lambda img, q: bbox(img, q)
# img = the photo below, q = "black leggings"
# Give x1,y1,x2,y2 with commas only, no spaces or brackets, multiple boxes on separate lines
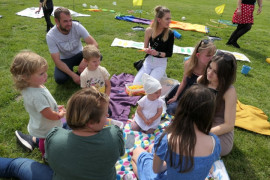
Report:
228,23,252,43
43,8,54,31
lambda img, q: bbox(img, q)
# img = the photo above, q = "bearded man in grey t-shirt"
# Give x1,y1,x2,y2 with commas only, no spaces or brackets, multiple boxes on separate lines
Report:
46,7,98,84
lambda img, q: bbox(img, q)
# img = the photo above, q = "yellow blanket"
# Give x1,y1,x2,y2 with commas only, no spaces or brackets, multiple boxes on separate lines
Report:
169,20,209,33
236,100,270,135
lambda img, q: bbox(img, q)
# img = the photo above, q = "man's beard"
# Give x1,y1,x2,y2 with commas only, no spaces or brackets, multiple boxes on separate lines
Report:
59,24,70,33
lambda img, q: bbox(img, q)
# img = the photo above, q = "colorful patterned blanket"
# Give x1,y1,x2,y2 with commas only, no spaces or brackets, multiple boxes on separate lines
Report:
115,117,230,180
116,120,170,180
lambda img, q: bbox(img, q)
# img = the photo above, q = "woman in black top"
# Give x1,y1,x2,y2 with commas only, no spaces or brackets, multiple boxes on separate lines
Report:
36,0,54,32
133,6,174,83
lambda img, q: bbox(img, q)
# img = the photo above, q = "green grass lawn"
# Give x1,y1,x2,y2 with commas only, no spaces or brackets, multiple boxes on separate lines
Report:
0,0,269,179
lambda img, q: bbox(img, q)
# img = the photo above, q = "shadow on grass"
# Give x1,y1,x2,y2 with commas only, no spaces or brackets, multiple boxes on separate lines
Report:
240,48,266,62
53,79,81,103
239,73,253,78
223,145,258,180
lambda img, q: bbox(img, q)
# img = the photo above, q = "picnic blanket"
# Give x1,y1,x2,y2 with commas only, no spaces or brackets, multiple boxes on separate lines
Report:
109,73,141,124
115,120,169,180
16,6,90,18
116,120,230,180
115,15,151,25
115,15,208,33
236,100,270,135
162,100,270,136
111,38,251,62
169,20,209,33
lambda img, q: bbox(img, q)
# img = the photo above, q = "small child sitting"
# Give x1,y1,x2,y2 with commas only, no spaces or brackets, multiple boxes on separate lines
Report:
131,74,164,134
80,44,111,96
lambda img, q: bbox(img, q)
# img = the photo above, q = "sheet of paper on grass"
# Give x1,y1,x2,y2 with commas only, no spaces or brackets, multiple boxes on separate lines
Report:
111,38,250,62
16,6,90,18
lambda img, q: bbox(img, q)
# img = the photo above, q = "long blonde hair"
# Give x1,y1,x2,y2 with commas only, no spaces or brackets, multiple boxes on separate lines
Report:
186,40,216,77
150,6,171,42
42,0,48,8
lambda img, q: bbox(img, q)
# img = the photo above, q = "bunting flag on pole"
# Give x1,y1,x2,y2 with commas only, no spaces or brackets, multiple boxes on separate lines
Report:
215,4,226,15
133,0,143,6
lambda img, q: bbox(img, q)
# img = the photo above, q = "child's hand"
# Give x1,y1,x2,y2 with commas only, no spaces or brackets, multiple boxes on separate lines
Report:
144,119,151,126
148,118,155,125
58,105,66,112
35,10,40,14
58,109,66,118
58,105,66,118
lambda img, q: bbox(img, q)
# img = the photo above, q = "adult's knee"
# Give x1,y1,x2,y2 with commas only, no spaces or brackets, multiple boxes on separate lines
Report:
54,74,69,84
131,121,141,131
54,75,69,84
166,102,178,115
132,147,146,162
54,68,70,84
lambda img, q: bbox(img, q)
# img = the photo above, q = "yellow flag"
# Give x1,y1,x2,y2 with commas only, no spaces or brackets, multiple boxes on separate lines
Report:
215,4,226,15
133,0,143,6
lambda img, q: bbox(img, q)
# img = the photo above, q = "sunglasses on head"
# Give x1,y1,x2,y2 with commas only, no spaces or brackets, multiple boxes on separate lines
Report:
197,39,210,52
215,50,234,62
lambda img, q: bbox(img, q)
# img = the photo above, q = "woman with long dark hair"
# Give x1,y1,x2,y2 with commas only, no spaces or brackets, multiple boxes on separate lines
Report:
198,51,237,156
131,85,220,179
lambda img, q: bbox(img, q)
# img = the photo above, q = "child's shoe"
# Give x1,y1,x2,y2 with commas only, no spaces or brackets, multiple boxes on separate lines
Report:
15,130,37,152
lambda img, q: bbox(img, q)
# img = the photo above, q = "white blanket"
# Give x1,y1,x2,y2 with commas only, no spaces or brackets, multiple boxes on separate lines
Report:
111,38,251,62
16,6,90,18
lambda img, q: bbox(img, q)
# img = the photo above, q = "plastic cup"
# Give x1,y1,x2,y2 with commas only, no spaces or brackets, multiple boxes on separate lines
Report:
241,65,251,75
173,30,181,39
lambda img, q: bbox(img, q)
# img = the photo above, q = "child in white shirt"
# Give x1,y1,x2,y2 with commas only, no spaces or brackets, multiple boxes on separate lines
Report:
131,74,164,134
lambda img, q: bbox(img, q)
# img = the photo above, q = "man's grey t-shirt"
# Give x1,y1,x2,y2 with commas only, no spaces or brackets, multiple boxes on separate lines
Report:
46,21,90,59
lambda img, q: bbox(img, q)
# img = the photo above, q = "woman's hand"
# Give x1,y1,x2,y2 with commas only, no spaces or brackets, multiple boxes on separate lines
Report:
236,9,241,16
257,6,262,15
144,48,158,56
167,96,177,104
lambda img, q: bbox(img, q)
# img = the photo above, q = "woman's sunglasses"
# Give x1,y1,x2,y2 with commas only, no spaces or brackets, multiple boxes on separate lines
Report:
215,50,235,62
197,39,210,52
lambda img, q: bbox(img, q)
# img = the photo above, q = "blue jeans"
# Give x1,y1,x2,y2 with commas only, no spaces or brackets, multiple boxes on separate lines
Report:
54,52,83,84
0,157,53,180
54,52,103,84
166,101,178,115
